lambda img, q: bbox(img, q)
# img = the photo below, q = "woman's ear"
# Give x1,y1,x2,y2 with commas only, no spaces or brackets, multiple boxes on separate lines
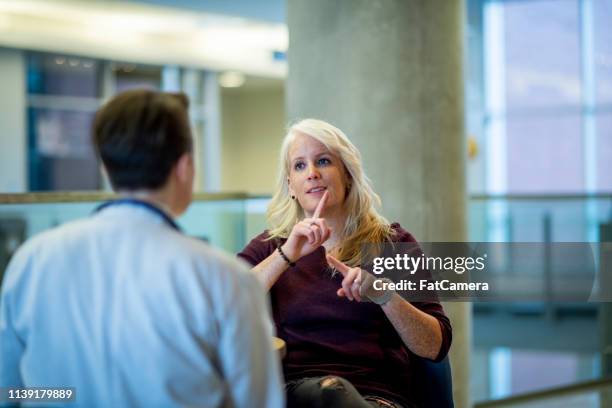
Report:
345,171,353,189
344,173,353,197
287,178,296,200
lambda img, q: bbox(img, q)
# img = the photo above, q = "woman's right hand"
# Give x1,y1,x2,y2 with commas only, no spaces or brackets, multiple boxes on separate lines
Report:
281,191,331,262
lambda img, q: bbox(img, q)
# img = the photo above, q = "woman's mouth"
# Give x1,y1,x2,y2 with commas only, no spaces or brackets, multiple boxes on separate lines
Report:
307,186,327,194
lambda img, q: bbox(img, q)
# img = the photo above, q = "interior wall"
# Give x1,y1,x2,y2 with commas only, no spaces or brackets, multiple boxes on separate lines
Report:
221,83,286,194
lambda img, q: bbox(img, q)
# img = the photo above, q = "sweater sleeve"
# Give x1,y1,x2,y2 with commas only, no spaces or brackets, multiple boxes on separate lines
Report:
391,223,453,362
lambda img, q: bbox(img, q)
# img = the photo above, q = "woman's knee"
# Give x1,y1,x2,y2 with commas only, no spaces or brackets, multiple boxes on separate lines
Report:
287,376,366,408
319,376,349,390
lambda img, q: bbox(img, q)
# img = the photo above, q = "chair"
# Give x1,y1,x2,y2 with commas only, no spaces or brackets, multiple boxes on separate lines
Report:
412,355,454,407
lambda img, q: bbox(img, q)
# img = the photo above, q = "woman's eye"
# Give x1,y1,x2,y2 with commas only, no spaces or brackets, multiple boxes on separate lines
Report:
317,158,331,166
294,161,306,171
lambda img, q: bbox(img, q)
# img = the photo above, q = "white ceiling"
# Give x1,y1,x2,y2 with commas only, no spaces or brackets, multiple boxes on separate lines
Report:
0,0,288,78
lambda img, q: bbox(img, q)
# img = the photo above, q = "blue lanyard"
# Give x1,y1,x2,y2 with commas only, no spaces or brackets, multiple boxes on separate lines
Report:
94,199,181,232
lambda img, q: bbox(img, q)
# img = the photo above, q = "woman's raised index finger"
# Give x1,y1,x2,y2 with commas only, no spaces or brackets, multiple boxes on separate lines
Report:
312,190,329,219
326,254,350,275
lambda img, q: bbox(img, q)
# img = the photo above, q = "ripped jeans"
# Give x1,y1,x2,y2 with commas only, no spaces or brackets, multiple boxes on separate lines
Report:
286,376,406,408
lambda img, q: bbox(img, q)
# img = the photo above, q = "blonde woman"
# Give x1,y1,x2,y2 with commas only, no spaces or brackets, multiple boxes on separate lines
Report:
238,119,451,408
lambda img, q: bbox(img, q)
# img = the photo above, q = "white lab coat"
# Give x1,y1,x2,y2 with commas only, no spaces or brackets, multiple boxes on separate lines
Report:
0,203,284,408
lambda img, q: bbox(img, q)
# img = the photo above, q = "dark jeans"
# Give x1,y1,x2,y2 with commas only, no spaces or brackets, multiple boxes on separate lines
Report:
286,376,405,408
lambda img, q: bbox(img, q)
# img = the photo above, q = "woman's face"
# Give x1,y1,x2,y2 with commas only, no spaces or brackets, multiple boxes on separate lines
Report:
287,133,349,218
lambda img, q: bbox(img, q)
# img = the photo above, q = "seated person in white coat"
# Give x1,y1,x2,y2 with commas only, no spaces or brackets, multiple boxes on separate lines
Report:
0,89,284,408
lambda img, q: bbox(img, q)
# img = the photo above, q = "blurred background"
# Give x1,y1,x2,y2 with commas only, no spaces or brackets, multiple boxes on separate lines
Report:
1,0,611,407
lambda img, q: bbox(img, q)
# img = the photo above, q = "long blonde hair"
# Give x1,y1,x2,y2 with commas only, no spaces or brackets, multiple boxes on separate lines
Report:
267,119,393,266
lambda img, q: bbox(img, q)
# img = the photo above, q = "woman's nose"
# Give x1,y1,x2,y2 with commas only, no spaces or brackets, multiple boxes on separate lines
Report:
307,163,320,180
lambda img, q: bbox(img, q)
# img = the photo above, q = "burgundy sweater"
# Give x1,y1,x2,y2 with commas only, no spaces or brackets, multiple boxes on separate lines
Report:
238,223,452,407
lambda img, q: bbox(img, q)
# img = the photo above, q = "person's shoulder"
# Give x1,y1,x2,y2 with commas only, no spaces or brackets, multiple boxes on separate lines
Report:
177,235,265,294
172,233,227,259
389,222,418,243
236,229,280,267
3,218,96,282
178,235,253,275
244,229,281,251
251,229,274,242
16,217,94,255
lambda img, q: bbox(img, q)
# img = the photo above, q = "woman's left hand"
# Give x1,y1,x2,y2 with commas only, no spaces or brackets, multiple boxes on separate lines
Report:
326,254,366,302
329,255,443,359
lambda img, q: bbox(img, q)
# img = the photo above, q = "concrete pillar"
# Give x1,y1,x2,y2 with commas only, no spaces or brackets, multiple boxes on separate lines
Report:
287,1,470,407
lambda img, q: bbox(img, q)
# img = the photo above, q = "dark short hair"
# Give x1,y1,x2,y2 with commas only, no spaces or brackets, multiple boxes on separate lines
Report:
92,89,193,190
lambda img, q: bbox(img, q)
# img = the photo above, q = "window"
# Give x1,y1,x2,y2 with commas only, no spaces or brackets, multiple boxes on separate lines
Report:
26,53,103,190
25,53,165,191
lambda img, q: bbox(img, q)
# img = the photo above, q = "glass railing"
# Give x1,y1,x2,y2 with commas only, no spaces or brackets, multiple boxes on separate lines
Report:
3,192,611,275
469,194,612,404
468,195,612,310
469,193,612,242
